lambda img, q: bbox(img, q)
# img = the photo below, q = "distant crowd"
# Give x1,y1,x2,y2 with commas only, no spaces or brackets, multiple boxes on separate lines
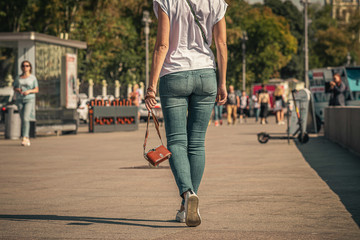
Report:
212,84,286,126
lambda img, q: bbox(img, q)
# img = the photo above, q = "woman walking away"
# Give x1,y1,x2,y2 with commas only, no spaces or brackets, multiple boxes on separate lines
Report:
258,84,269,125
129,84,141,119
239,91,249,124
214,102,223,126
252,92,260,122
13,60,39,146
226,85,239,125
146,0,228,227
273,85,285,125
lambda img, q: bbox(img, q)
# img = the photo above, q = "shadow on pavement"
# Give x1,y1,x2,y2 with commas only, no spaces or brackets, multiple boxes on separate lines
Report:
295,136,360,227
0,214,184,228
119,165,170,169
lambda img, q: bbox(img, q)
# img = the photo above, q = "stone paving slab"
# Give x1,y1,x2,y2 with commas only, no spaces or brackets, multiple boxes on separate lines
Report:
0,120,359,239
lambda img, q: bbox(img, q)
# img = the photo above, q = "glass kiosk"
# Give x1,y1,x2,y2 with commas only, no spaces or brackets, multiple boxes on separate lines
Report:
0,32,87,136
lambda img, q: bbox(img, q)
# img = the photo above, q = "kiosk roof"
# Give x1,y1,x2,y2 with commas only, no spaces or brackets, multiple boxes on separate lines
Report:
0,32,87,49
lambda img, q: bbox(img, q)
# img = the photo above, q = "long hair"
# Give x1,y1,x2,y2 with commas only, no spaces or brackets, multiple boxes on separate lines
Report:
20,60,32,76
274,85,283,96
333,73,341,82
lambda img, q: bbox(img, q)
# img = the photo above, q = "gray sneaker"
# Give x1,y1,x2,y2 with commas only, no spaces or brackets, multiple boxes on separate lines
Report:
184,190,201,227
175,210,185,223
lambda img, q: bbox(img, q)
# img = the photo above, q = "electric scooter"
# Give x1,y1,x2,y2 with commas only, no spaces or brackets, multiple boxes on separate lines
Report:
257,89,309,144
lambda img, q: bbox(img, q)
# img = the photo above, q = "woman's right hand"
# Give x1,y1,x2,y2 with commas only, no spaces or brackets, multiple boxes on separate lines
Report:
145,91,157,112
216,85,227,105
14,88,22,94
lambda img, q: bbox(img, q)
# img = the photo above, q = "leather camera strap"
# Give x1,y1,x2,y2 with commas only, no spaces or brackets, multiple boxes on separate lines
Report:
143,110,164,156
185,0,209,45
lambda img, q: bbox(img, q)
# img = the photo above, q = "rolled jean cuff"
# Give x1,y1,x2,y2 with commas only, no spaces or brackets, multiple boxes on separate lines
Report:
180,188,192,199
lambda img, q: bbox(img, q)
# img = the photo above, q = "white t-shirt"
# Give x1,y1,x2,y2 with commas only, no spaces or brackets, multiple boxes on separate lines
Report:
153,0,228,77
252,95,260,108
240,96,248,109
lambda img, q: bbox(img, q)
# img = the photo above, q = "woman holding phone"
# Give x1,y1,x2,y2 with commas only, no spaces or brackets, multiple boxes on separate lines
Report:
13,60,39,146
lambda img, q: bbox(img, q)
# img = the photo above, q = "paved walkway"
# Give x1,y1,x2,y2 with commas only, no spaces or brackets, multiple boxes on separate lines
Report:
0,119,359,239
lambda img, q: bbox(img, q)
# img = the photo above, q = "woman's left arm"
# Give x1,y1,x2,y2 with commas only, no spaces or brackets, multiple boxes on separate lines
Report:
145,8,170,111
334,82,346,93
23,77,39,96
22,87,39,96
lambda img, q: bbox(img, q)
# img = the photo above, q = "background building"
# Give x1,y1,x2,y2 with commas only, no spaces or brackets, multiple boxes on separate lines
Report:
325,0,360,23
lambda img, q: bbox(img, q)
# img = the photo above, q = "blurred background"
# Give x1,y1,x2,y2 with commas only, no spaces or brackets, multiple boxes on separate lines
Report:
0,0,358,91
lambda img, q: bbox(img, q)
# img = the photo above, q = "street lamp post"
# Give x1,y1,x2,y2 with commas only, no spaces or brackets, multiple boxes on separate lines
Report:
302,0,310,89
347,52,351,66
142,11,152,91
241,31,248,91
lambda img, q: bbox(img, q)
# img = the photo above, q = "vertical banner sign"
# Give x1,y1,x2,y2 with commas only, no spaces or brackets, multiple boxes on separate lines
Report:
65,54,78,109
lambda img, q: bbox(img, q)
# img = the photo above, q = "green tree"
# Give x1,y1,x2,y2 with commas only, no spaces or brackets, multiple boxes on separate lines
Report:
0,0,30,32
226,1,297,87
70,0,153,86
2,0,310,91
313,27,351,67
246,7,297,82
225,0,251,89
346,11,360,64
0,0,153,88
0,0,81,34
264,0,304,80
308,4,358,68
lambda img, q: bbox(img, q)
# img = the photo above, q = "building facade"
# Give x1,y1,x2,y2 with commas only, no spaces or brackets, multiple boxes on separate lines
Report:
325,0,360,23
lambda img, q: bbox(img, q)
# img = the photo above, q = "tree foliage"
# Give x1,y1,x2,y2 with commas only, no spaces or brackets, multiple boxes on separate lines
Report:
264,0,304,80
226,0,297,88
0,0,359,90
309,4,359,68
0,0,153,87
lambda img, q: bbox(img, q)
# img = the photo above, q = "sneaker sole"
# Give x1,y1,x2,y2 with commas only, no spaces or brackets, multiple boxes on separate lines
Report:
175,216,185,223
186,195,201,227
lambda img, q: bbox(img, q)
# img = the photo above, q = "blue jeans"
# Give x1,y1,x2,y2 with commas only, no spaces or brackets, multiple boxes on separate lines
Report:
254,107,260,122
16,99,35,138
159,69,217,199
214,104,223,121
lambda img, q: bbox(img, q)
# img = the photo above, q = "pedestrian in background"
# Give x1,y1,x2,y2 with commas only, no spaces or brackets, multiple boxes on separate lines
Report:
136,83,144,104
214,102,223,126
145,0,228,227
227,85,239,125
239,90,249,123
273,85,285,125
129,83,141,119
129,84,140,107
13,60,39,146
329,73,346,106
258,84,269,125
252,92,260,122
